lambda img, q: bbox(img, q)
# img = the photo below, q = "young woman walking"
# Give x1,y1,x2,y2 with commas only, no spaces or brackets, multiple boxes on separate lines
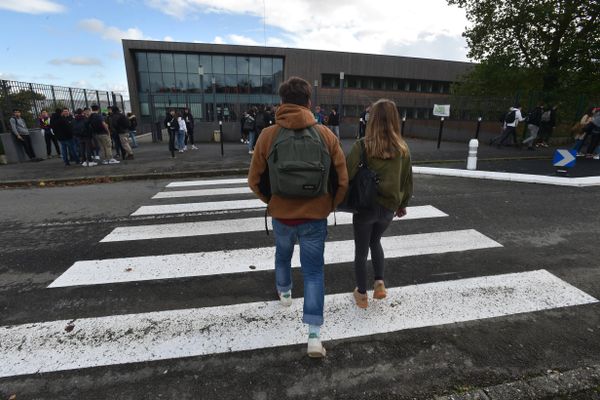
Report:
345,99,413,308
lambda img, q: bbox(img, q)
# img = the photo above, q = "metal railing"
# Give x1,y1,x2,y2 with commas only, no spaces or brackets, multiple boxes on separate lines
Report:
0,80,125,133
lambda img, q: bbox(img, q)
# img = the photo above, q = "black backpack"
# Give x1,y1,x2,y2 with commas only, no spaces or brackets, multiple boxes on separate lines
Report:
504,110,517,124
337,140,379,213
129,117,137,130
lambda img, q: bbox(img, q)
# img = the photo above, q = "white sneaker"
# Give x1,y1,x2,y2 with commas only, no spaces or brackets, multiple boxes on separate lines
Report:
108,158,120,164
179,149,184,153
307,337,326,358
240,138,244,143
87,161,97,167
278,291,292,307
594,154,600,160
101,160,109,165
191,145,198,150
94,155,100,160
248,150,254,155
183,146,188,151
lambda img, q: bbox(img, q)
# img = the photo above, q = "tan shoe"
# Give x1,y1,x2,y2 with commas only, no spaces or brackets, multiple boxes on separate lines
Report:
373,280,387,299
353,288,368,309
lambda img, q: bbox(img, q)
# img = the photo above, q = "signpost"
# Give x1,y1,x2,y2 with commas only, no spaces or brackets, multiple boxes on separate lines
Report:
553,149,576,176
433,104,450,149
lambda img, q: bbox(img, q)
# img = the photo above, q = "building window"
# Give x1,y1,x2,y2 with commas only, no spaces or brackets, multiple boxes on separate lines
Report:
136,52,148,72
161,53,174,73
174,54,187,73
237,56,249,75
249,57,261,75
261,58,273,75
225,56,237,74
212,55,225,74
147,53,161,72
199,55,212,73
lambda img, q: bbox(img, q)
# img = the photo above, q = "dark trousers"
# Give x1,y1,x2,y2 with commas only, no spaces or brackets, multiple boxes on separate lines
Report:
17,134,37,160
111,132,124,158
78,137,94,162
59,139,80,165
492,126,517,146
587,134,600,154
43,129,60,156
185,127,194,145
168,129,176,155
352,203,394,293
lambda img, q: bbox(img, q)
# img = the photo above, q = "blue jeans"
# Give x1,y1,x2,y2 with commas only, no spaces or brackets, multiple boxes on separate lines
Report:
248,130,256,151
272,218,327,326
177,130,185,149
59,139,80,165
129,130,138,148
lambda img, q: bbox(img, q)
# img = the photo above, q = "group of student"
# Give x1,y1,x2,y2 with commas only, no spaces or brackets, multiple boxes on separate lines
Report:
490,103,558,150
248,77,413,358
9,105,138,166
572,107,600,159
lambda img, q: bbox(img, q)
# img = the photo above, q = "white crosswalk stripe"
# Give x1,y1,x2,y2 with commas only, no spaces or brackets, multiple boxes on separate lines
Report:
102,205,448,242
2,177,596,379
131,198,265,216
4,270,597,378
50,229,500,288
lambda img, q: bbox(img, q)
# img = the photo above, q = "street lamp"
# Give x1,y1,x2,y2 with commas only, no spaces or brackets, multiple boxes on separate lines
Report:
198,66,205,121
211,77,216,122
313,80,318,110
338,72,344,120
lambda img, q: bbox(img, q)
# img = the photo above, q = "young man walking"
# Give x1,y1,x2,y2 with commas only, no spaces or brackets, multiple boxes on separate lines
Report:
248,77,348,358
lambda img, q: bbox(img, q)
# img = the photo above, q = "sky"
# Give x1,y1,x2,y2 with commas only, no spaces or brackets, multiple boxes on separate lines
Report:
0,0,470,100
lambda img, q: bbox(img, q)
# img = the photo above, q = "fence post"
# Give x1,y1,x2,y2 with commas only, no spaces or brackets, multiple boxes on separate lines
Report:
96,90,100,106
50,85,57,109
0,80,9,133
68,87,75,112
437,117,445,149
475,117,482,139
29,83,39,117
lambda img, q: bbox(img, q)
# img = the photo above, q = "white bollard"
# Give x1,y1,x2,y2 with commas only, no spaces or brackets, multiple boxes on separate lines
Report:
467,138,479,170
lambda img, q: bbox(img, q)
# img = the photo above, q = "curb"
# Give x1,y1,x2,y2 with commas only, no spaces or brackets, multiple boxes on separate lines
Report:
0,156,553,189
434,365,600,400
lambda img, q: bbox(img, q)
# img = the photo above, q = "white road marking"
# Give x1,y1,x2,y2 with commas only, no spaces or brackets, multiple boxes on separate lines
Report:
166,178,248,188
413,166,600,187
103,205,448,242
152,187,252,199
131,199,266,216
51,229,500,288
7,270,597,378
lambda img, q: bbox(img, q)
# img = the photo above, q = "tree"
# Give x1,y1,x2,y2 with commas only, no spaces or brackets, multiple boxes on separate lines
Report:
448,0,600,97
0,87,47,131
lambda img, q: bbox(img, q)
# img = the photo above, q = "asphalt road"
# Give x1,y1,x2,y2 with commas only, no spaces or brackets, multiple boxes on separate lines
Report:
0,175,599,399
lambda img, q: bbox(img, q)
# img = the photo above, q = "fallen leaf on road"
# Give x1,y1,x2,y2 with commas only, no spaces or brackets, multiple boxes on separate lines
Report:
125,268,133,272
65,323,75,333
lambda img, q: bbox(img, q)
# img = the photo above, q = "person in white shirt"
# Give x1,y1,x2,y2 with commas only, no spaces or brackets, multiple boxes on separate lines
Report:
490,105,524,148
177,113,187,152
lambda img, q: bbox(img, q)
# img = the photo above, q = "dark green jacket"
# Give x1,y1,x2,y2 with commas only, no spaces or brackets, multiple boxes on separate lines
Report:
345,139,413,211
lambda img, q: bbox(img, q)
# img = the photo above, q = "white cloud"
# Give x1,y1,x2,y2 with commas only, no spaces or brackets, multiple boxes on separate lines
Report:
70,80,90,88
78,19,148,42
228,34,259,46
213,36,226,44
0,72,19,80
163,36,174,41
0,0,64,14
49,57,103,66
145,0,469,61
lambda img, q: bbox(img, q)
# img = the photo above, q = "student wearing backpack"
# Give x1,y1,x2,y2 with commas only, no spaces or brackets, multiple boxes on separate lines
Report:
490,105,524,147
345,99,413,309
109,106,134,160
127,112,138,148
248,77,348,358
242,107,257,154
89,104,118,164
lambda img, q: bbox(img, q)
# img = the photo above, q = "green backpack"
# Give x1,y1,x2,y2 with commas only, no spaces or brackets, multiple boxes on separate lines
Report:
267,125,331,198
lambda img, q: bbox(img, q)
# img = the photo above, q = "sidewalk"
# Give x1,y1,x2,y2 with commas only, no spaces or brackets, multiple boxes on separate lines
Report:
0,134,578,187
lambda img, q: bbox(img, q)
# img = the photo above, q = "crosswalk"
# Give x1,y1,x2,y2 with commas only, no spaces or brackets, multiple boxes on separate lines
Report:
1,177,597,379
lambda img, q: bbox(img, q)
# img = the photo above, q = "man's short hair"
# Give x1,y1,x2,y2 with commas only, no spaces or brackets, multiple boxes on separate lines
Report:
278,77,311,107
12,108,20,113
91,105,100,111
111,106,120,113
75,108,83,115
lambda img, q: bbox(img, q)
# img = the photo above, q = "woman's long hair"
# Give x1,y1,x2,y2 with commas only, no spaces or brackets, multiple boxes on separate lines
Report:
364,99,409,159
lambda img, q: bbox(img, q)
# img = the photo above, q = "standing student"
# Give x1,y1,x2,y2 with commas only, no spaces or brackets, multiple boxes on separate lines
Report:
127,112,138,148
328,107,340,139
9,109,40,161
177,112,187,152
182,107,197,149
345,99,413,309
52,108,80,166
248,77,348,358
39,109,60,158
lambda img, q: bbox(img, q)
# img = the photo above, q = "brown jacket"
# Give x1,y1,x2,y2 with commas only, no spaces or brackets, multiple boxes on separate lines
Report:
248,103,348,219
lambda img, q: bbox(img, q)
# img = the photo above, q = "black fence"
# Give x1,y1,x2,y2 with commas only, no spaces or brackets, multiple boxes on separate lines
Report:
0,80,125,133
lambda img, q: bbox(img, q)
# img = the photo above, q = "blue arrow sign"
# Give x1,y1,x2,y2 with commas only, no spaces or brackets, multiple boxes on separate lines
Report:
553,149,577,168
